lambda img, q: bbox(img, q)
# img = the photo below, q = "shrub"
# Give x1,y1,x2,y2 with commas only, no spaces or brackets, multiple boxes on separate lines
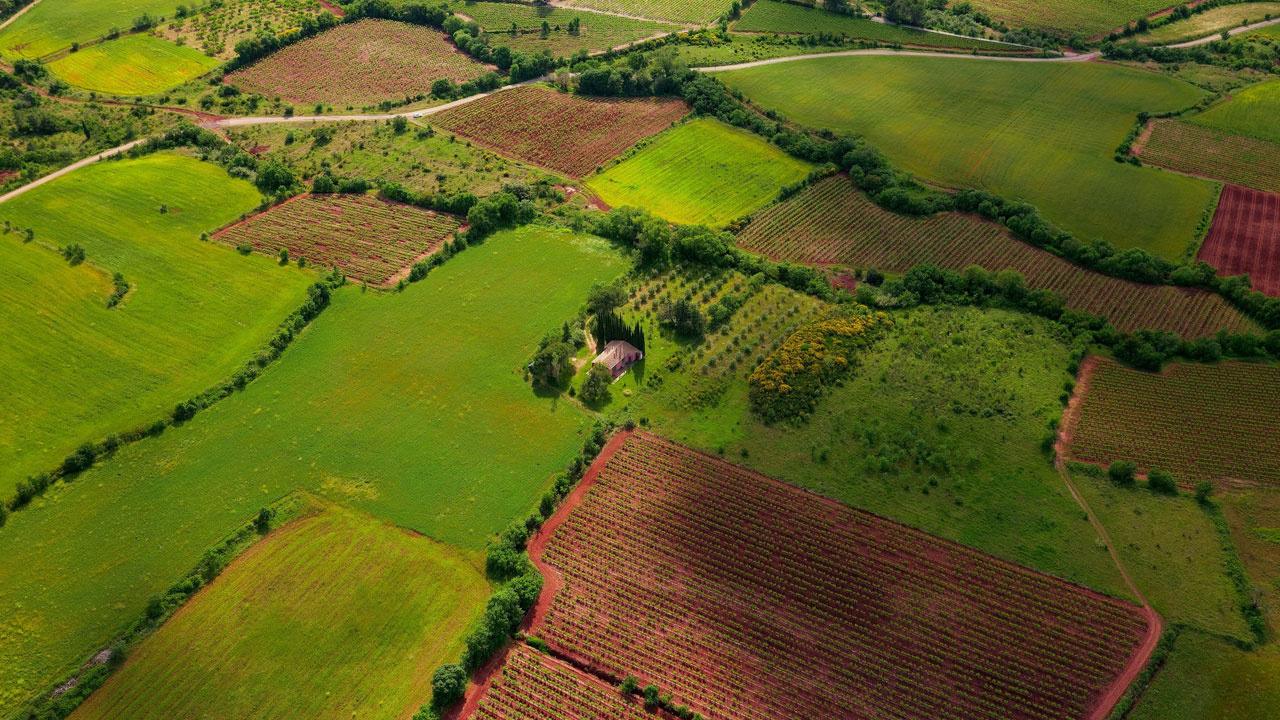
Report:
1108,461,1137,487
1194,481,1214,505
1147,469,1178,495
431,663,467,708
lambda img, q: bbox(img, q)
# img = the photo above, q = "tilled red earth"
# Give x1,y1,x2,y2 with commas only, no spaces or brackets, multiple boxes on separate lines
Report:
1199,184,1280,297
527,431,1151,720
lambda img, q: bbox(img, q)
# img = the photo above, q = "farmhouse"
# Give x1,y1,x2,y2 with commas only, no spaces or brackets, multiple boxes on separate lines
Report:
594,340,643,378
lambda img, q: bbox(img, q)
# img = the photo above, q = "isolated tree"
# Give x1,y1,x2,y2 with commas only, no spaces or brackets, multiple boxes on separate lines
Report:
1108,461,1137,488
431,664,467,708
619,675,639,695
529,332,574,385
254,507,274,534
1194,481,1214,505
278,247,289,265
392,115,408,134
1147,469,1177,495
580,362,613,404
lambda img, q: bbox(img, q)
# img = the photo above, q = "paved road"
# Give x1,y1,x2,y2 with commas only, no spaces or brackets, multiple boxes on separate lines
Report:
1169,15,1280,46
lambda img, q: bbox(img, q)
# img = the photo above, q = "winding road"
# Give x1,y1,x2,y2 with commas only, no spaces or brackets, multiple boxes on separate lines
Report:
1170,15,1280,46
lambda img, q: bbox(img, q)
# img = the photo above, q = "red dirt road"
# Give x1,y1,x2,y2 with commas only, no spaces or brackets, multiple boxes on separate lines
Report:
1199,184,1280,297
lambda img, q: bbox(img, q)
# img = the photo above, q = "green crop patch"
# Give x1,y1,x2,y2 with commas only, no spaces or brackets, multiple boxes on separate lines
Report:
1129,631,1280,719
0,0,184,60
0,225,623,714
734,0,1024,51
1191,79,1280,145
715,55,1215,258
963,0,1171,37
447,1,680,55
1140,120,1280,193
554,0,731,24
48,34,218,95
585,118,811,226
68,502,488,720
0,153,310,497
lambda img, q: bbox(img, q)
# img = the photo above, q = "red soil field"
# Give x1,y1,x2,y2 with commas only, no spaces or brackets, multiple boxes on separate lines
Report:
463,644,659,720
528,431,1152,720
214,193,459,285
1064,356,1280,487
1199,184,1280,297
225,19,490,106
430,85,689,178
736,175,1257,338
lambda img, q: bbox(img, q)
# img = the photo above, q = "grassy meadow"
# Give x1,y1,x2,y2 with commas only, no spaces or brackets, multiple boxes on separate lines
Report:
715,55,1215,258
621,303,1130,598
734,1,1019,51
48,34,218,95
68,502,488,720
1138,3,1280,45
448,1,680,54
1072,468,1251,641
0,153,310,496
0,224,622,714
585,118,811,226
963,0,1171,36
1190,79,1280,144
556,0,730,24
0,0,183,59
1130,631,1280,719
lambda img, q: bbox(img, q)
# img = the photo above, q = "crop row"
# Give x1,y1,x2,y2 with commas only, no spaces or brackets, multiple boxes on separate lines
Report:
535,432,1149,720
736,175,1256,337
1198,184,1280,297
431,85,688,178
215,193,459,284
469,644,652,719
226,19,489,106
1069,357,1280,486
1140,120,1280,195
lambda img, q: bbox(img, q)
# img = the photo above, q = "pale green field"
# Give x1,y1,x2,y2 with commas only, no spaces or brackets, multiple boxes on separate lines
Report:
1139,3,1280,45
716,55,1215,258
586,118,811,226
69,502,488,720
0,153,309,497
0,0,184,59
1191,78,1280,144
49,34,218,95
0,224,623,715
1130,631,1280,719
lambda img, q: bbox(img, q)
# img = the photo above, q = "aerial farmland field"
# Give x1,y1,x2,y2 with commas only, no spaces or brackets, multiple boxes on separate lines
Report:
47,34,219,95
431,85,689,178
5,1,1280,718
0,153,310,497
716,55,1215,258
68,502,488,720
1065,357,1280,487
585,117,811,225
737,175,1257,337
226,19,490,106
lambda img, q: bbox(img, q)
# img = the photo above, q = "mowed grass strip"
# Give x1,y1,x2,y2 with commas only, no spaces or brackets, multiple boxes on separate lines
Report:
0,0,183,59
48,34,219,95
736,175,1257,337
585,117,811,226
963,0,1171,36
447,1,680,55
226,19,490,106
1068,357,1280,487
430,85,689,178
715,55,1214,258
1141,120,1280,194
0,153,310,496
69,502,488,720
734,0,1023,51
0,225,623,715
214,193,461,285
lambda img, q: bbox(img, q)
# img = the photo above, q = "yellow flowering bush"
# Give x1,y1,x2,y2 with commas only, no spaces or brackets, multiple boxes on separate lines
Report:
748,306,891,422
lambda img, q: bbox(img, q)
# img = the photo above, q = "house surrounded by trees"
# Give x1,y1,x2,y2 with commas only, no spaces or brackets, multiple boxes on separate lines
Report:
593,340,643,378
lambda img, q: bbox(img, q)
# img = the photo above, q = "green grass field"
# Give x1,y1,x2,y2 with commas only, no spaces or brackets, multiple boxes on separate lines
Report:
48,34,218,95
1129,631,1280,719
68,502,488,720
1139,3,1280,45
0,224,622,715
556,0,729,24
0,153,310,497
0,0,184,59
1220,488,1280,630
733,1,1021,51
585,118,811,226
623,303,1130,598
716,55,1215,258
964,0,1171,36
1072,468,1251,640
448,1,680,54
1190,79,1280,144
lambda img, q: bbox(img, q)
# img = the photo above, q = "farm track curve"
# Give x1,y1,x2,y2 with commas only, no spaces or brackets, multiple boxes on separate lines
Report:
1170,15,1280,47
